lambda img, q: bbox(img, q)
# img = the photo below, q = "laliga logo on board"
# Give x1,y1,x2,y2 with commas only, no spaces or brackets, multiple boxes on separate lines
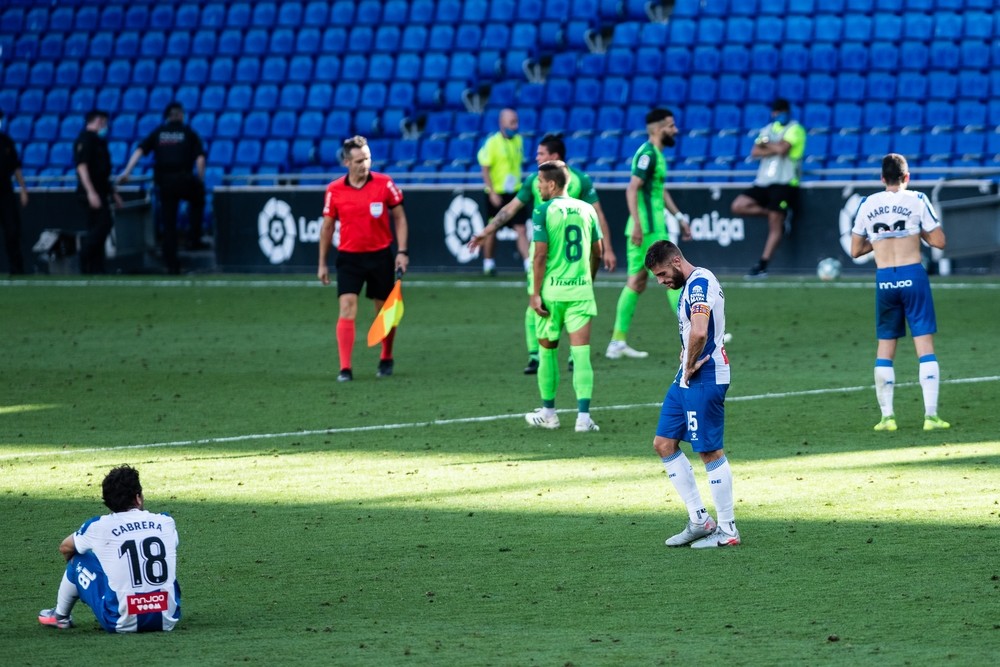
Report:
257,198,325,265
688,211,744,247
443,195,486,264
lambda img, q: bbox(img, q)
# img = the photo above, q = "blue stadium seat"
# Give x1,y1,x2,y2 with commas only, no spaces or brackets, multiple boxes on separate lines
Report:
191,30,216,56
510,24,537,50
751,44,779,73
271,28,294,54
954,130,985,157
62,33,88,59
924,129,954,156
23,142,48,170
225,84,252,111
250,1,276,27
94,88,121,114
777,73,805,103
833,102,862,129
208,140,235,168
869,43,899,72
959,71,988,100
567,107,596,134
29,62,54,88
718,74,748,103
608,48,636,76
688,75,718,104
245,29,269,54
333,83,360,109
574,79,601,107
930,42,959,70
140,31,165,58
214,112,242,139
270,111,296,138
218,29,242,56
136,112,160,137
692,46,720,74
109,113,135,141
294,28,319,53
725,17,754,46
682,104,712,132
668,19,695,46
660,75,688,103
785,15,812,42
862,101,892,131
709,133,739,160
374,26,401,53
960,41,989,70
891,130,921,158
149,86,174,113
664,47,692,75
449,53,476,81
678,133,708,161
243,112,270,138
840,43,868,72
927,71,957,100
956,100,986,128
747,74,775,102
263,139,290,166
806,73,836,102
33,114,58,141
164,31,191,58
629,76,657,105
75,6,99,31
357,83,385,108
199,85,224,112
17,89,43,115
836,73,865,102
803,102,832,130
122,88,148,113
318,110,347,138
814,15,843,42
829,130,860,159
859,130,891,159
538,107,567,133
191,111,215,140
630,47,660,75
697,18,725,45
158,59,182,86
756,15,784,44
897,43,929,72
722,45,750,73
234,57,260,83
180,58,207,85
925,100,954,128
54,61,79,87
844,15,872,42
172,85,198,112
39,34,63,60
400,25,428,52
934,12,961,40
68,88,95,115
129,59,155,86
261,57,287,83
303,1,329,24
7,117,32,144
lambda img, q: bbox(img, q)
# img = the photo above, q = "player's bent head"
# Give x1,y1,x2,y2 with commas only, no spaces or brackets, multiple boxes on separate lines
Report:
538,160,569,191
771,98,791,113
103,465,143,512
163,102,184,122
538,133,566,161
882,153,909,186
85,109,110,125
645,107,673,127
644,240,682,271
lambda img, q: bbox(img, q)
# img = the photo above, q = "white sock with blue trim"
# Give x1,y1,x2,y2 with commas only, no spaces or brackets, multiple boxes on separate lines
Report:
919,354,940,417
55,571,79,617
661,450,709,524
706,455,736,534
874,359,895,418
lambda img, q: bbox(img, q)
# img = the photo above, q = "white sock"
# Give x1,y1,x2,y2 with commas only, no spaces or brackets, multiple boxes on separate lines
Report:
55,571,79,617
540,407,556,419
919,355,940,417
483,258,496,271
706,455,736,531
662,450,709,524
523,257,531,272
874,360,895,417
576,411,590,423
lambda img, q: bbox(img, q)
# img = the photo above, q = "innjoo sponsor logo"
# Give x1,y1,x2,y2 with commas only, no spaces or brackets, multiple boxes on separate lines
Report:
127,591,168,614
257,198,324,264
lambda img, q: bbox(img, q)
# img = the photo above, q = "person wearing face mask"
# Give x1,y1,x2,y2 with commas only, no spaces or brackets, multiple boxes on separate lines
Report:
0,109,29,275
606,108,692,361
731,98,807,279
476,108,527,276
74,109,122,274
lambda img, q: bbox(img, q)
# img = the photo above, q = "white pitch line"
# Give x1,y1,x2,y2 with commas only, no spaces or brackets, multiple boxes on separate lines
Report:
3,376,997,461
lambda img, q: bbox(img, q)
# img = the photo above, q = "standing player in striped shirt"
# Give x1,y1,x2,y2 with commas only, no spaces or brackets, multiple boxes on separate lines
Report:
607,108,692,361
318,136,409,382
38,465,182,632
644,240,739,548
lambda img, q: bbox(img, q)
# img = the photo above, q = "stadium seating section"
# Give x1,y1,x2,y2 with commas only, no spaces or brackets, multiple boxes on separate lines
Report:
2,0,999,191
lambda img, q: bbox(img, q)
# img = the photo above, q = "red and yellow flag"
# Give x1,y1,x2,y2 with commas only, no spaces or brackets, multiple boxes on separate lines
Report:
367,279,404,346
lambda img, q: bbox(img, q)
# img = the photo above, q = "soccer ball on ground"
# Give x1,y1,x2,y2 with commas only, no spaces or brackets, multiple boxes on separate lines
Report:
816,257,842,281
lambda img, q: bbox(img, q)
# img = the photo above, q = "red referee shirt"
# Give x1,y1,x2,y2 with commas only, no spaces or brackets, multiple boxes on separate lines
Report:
322,172,403,253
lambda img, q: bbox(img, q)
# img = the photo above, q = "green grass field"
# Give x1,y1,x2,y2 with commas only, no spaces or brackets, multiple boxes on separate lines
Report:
1,274,998,666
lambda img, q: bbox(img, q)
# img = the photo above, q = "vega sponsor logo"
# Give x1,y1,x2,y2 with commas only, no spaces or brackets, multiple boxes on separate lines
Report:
689,211,745,247
257,198,325,265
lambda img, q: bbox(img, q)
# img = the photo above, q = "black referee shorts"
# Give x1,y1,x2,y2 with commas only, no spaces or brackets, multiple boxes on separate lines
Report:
336,247,394,300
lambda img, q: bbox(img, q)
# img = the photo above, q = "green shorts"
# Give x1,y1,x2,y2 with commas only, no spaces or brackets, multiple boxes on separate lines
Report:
535,299,597,342
626,233,670,276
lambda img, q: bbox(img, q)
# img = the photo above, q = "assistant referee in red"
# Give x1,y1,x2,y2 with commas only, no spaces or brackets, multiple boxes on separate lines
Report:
318,136,409,382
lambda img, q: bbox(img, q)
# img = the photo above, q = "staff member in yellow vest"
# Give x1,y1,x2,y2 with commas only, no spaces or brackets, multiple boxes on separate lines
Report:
477,108,527,276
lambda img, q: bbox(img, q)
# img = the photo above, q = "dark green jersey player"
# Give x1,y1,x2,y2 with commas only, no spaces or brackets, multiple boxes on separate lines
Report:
469,134,617,375
526,161,602,433
607,108,692,361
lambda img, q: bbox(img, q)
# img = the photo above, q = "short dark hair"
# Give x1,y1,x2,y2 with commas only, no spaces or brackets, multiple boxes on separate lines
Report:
771,98,791,112
340,135,368,162
644,239,682,271
645,108,673,125
85,109,109,124
882,153,908,186
102,465,143,512
538,133,566,160
164,102,184,119
538,160,568,190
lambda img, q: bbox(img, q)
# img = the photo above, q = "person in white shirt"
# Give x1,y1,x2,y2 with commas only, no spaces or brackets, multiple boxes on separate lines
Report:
38,465,181,633
850,153,950,432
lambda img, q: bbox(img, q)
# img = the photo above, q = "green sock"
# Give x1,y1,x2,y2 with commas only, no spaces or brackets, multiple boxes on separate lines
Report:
667,287,681,314
570,345,593,412
537,346,559,405
525,306,539,359
612,286,640,341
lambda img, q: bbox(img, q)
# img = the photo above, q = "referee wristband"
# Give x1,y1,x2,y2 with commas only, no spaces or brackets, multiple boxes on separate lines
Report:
396,250,408,255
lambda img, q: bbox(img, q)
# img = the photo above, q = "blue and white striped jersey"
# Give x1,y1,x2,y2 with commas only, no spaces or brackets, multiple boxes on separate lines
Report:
74,509,181,632
675,267,730,386
851,189,940,243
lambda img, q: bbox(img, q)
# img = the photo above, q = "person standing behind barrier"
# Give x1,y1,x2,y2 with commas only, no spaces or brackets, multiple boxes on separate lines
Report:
850,153,950,433
731,98,806,279
318,136,409,382
119,102,206,275
0,109,29,274
477,108,527,276
607,108,692,361
75,110,122,275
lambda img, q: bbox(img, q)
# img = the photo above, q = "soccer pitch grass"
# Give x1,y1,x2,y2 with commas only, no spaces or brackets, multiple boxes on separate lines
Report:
1,274,998,666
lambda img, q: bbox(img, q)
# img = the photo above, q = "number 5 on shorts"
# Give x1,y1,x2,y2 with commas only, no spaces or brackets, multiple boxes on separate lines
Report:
687,411,698,435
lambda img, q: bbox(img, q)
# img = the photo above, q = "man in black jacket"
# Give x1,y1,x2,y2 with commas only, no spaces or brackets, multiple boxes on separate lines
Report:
0,110,29,275
75,109,121,274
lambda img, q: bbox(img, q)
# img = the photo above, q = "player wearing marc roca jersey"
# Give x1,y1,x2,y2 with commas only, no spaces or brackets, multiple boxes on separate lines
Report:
851,153,949,432
644,240,739,549
524,161,603,433
38,465,181,633
318,136,409,382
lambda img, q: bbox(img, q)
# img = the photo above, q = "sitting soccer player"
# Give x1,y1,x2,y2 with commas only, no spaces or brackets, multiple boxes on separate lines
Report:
38,465,181,632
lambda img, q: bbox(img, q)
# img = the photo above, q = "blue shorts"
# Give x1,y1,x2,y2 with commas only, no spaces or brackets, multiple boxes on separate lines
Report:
66,553,170,633
875,263,937,339
655,381,728,452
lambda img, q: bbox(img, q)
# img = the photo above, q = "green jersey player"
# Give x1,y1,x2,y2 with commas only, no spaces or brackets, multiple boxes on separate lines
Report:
470,134,616,374
525,160,602,433
607,108,692,361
